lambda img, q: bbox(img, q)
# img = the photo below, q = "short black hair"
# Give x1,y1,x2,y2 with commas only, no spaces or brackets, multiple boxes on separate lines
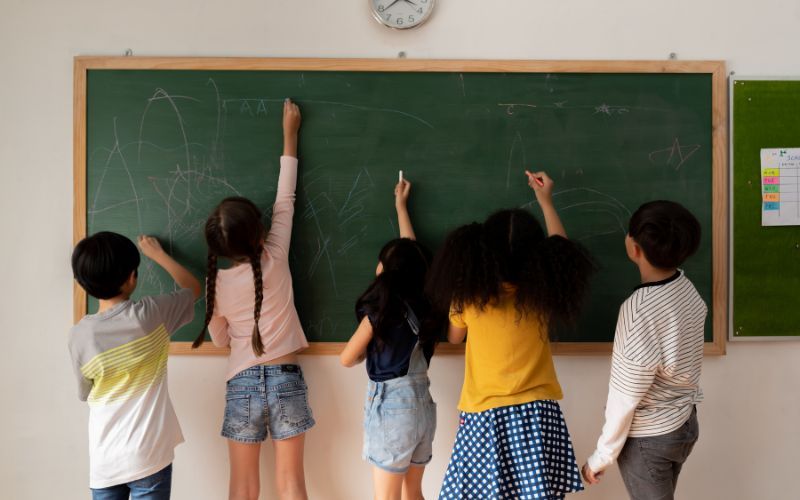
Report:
628,201,701,269
72,231,140,299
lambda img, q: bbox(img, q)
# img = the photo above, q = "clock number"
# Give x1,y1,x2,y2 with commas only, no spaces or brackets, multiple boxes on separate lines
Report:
417,8,423,13
421,0,427,3
378,5,385,11
396,17,404,25
386,13,392,21
408,15,415,23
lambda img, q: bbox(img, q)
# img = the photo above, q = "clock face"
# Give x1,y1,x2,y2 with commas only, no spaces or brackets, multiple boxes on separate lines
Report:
370,0,435,29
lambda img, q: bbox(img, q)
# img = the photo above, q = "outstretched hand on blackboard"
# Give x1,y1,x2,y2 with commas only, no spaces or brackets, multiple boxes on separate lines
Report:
137,235,201,299
395,178,411,208
525,171,566,238
138,235,166,260
525,170,553,200
394,178,415,240
282,98,301,157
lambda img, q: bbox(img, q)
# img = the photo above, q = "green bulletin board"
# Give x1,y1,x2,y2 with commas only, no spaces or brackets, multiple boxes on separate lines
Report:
731,77,800,339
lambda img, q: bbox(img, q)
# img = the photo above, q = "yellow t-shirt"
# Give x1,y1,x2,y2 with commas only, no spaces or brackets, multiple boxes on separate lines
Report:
450,294,563,413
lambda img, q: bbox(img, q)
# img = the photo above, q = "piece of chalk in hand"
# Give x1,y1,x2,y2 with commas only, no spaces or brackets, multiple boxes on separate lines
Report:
526,171,544,187
399,170,404,182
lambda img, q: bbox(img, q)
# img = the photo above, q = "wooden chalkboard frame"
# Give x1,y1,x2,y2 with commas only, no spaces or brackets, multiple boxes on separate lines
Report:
74,57,728,356
729,76,800,341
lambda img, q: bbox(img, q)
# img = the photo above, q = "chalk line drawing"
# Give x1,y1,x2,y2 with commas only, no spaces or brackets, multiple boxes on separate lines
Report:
498,102,664,116
648,138,701,171
223,98,434,129
506,131,526,190
594,103,629,116
521,187,632,240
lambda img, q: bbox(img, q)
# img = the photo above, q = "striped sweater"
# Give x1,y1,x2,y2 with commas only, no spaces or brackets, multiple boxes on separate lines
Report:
587,270,706,472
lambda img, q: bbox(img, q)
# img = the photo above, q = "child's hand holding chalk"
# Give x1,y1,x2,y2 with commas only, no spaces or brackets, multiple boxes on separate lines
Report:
395,171,411,208
525,170,553,200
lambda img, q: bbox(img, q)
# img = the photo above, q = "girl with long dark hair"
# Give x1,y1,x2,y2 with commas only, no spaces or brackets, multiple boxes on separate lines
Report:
341,178,439,500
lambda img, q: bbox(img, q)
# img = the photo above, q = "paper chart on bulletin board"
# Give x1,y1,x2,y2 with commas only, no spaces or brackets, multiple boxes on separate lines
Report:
761,148,800,226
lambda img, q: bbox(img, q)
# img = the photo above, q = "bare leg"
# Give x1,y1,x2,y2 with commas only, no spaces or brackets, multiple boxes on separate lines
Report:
273,434,308,500
227,441,261,500
401,465,426,500
373,466,404,500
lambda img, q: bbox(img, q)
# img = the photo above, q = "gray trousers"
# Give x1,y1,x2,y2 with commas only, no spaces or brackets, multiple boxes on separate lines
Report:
617,406,699,500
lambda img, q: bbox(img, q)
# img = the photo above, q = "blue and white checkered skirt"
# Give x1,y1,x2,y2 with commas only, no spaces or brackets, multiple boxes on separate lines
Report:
438,400,584,500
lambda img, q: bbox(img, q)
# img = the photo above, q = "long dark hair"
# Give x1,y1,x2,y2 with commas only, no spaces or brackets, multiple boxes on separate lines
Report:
355,238,440,353
193,197,266,356
426,209,596,337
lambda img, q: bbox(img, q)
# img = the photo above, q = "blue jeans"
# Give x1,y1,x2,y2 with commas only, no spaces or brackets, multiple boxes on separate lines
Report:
618,407,699,500
91,464,172,500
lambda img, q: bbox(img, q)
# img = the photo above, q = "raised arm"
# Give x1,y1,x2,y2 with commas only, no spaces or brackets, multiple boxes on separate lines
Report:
266,99,301,259
283,98,300,158
526,170,567,238
395,177,415,239
138,235,201,299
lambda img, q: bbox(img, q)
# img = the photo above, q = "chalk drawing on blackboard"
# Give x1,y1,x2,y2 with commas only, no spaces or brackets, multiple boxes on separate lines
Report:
138,89,197,166
594,104,629,116
648,138,701,171
522,187,632,241
91,118,144,232
545,74,558,93
506,131,526,190
223,98,434,129
499,102,666,116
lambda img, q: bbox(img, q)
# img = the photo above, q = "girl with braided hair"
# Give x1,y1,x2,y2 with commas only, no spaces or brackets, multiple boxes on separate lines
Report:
194,99,314,500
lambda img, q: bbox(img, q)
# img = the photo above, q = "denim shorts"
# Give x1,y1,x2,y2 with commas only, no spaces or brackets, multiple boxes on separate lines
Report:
222,364,315,443
363,374,437,474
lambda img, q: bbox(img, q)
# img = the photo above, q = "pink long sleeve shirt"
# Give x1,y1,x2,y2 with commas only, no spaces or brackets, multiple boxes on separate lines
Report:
208,156,309,380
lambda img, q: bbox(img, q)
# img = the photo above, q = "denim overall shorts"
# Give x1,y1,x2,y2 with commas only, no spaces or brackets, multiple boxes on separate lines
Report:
363,340,437,473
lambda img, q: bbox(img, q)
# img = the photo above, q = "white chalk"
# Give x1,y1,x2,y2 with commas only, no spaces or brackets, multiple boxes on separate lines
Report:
399,170,404,182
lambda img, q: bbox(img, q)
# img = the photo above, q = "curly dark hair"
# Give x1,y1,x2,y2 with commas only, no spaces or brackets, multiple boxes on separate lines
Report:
426,209,596,337
356,238,442,354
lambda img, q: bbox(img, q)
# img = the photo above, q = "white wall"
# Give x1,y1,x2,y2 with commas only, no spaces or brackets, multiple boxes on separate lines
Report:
1,1,799,498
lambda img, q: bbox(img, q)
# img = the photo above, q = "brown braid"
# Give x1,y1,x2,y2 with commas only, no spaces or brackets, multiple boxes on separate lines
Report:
250,253,265,356
193,253,218,348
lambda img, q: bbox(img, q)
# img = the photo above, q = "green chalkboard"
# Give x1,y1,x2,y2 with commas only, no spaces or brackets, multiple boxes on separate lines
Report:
77,59,722,351
731,78,800,339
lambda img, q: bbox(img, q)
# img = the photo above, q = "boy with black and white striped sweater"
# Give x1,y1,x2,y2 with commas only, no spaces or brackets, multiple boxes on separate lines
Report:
582,201,706,500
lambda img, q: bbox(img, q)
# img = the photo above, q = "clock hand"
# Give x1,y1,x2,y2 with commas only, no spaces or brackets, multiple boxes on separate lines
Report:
384,0,403,10
402,0,418,5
